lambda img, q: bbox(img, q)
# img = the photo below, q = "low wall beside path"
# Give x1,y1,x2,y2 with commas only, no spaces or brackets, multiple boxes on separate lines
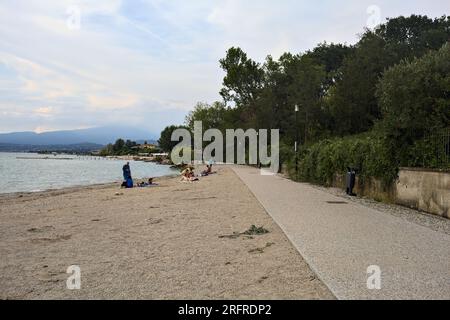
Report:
331,168,450,218
396,168,450,219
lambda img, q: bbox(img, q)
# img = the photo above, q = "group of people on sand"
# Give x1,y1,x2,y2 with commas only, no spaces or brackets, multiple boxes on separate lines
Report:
121,160,216,187
121,162,156,189
180,163,215,183
180,167,199,182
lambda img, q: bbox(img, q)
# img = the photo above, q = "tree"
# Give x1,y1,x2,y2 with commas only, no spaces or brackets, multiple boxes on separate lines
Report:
125,139,137,149
325,32,388,136
158,125,190,152
326,15,450,136
185,101,228,131
99,143,113,156
377,42,450,165
376,15,450,60
219,47,265,106
113,139,125,153
304,42,355,94
99,138,138,156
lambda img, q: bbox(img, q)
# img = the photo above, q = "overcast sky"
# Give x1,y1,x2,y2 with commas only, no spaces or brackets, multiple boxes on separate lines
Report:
0,0,448,134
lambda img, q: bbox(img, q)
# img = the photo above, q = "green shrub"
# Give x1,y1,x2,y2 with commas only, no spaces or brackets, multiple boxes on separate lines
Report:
376,43,450,169
405,131,450,169
293,133,398,186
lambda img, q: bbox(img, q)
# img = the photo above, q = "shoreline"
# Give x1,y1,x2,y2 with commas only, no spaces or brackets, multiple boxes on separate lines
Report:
0,173,180,200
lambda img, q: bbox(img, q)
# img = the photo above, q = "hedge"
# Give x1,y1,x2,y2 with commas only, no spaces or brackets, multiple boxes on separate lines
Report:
291,134,398,186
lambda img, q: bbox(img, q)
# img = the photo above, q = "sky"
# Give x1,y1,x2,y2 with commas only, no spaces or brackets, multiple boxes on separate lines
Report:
0,0,448,135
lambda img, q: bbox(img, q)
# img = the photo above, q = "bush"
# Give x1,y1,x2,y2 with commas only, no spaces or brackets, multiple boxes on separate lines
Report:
405,130,450,169
294,133,398,186
377,43,450,169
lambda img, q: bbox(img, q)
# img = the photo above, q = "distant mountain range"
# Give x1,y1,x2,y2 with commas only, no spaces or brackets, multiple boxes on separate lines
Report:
0,126,157,146
0,142,104,153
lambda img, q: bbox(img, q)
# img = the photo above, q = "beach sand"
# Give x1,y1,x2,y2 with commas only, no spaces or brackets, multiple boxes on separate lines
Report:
0,166,334,300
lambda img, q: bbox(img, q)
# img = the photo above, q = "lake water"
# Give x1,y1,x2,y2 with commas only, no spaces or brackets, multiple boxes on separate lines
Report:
0,152,178,194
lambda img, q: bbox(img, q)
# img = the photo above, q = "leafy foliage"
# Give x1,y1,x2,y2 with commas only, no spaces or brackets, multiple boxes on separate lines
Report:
166,15,449,185
219,47,265,106
99,139,139,156
158,125,190,152
377,43,450,168
296,134,398,186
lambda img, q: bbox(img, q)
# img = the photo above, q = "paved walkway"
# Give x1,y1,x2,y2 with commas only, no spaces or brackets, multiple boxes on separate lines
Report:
232,166,450,300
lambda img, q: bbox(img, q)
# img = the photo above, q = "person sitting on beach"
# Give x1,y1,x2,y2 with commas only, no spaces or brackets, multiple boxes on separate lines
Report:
181,167,195,177
138,178,157,188
201,165,212,176
121,180,133,188
181,167,198,182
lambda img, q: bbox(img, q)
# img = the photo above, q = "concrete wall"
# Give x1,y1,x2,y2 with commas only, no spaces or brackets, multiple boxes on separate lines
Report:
332,168,450,218
396,168,450,218
333,174,396,203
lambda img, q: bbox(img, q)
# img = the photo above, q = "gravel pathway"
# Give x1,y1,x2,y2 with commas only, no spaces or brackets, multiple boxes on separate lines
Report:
233,165,450,300
311,185,450,236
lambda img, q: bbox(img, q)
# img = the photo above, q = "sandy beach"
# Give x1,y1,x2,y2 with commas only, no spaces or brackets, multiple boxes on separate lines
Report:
0,166,334,300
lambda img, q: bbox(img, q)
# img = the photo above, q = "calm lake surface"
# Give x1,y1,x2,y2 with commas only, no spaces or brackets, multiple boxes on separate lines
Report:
0,152,177,194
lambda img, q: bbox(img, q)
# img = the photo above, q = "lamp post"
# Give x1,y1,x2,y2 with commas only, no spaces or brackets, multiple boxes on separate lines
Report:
295,104,299,180
256,131,261,168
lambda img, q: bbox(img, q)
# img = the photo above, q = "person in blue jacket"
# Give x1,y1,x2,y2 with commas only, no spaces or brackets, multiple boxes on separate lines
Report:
122,162,133,188
122,162,131,179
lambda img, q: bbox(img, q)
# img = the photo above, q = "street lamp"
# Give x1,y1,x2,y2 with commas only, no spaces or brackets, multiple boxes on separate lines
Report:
256,131,261,168
295,104,299,180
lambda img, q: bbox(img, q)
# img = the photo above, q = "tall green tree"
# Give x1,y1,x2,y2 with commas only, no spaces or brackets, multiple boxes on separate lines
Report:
158,125,190,152
113,139,126,152
326,15,450,137
305,42,355,94
185,101,229,131
326,32,388,136
376,15,450,60
219,47,265,106
377,42,450,165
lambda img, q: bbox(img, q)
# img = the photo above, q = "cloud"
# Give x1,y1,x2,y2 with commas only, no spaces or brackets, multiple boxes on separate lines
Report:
87,93,140,110
0,0,449,134
34,106,54,116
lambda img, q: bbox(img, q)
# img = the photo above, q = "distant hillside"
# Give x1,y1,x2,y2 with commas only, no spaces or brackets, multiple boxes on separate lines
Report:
0,126,157,146
0,143,103,153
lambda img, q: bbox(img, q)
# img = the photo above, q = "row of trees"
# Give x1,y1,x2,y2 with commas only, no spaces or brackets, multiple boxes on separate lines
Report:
99,139,139,156
159,15,450,182
99,139,161,156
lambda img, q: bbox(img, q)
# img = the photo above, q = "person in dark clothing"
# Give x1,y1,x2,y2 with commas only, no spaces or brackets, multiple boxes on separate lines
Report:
122,162,134,188
123,162,131,180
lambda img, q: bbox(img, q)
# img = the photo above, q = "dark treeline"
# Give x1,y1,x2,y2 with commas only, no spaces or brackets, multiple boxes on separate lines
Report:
100,139,161,156
160,15,450,184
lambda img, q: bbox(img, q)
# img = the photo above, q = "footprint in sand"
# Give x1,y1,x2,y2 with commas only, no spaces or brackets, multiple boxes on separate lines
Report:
38,270,63,283
27,226,55,233
30,234,72,244
148,218,163,225
248,242,276,254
